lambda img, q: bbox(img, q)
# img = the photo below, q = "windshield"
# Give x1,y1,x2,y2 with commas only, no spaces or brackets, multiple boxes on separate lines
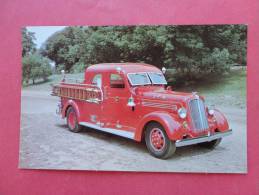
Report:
127,72,167,86
148,72,167,85
127,73,151,86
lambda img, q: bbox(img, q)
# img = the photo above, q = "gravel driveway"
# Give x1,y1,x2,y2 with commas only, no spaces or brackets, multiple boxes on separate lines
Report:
19,90,247,173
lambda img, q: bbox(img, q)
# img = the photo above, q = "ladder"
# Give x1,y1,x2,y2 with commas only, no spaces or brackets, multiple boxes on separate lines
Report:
52,82,103,104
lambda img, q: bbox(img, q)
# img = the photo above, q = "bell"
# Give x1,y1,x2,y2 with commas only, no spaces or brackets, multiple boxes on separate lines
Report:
127,95,136,107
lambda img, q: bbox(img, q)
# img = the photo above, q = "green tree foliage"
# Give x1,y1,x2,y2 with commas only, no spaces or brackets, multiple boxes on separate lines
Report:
41,25,247,81
22,28,52,85
22,28,36,57
22,54,52,84
70,62,87,73
40,27,85,71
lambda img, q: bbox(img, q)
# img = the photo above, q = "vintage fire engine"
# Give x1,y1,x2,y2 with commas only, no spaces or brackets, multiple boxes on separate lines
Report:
52,63,232,159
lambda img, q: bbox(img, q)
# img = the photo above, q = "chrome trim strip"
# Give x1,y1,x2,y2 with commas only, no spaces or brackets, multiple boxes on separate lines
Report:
142,105,172,109
79,122,135,139
142,102,171,106
142,101,173,109
175,130,232,147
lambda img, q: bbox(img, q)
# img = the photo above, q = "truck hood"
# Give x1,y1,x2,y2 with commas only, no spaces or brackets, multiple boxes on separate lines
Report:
134,86,198,102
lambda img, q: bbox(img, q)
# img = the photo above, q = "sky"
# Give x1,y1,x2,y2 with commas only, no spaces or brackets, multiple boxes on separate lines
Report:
26,26,67,48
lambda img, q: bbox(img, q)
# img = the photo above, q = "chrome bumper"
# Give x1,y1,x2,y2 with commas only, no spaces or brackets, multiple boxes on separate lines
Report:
175,129,232,147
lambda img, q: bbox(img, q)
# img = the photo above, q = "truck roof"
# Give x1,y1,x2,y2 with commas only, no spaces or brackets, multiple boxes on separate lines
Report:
86,63,161,74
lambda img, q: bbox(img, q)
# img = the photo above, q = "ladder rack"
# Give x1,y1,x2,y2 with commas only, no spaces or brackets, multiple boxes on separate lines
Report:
51,82,103,103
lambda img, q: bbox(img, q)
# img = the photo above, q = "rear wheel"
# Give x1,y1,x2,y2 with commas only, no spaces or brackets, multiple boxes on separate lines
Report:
66,107,82,133
198,138,222,149
145,122,176,159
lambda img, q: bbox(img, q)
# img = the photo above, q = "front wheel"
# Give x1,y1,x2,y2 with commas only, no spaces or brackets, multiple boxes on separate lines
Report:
66,107,82,133
198,138,222,149
145,122,176,159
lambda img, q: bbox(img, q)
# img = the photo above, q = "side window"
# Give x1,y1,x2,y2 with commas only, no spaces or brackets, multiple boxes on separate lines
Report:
110,74,125,88
92,74,102,88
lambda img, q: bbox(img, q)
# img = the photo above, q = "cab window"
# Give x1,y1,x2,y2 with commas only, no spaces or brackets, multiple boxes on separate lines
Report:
92,74,102,88
110,74,125,88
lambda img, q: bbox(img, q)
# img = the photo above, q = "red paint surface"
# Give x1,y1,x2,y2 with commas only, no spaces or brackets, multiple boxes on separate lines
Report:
0,0,258,194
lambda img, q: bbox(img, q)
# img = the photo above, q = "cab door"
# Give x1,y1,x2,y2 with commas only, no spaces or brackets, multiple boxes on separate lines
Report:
102,73,136,132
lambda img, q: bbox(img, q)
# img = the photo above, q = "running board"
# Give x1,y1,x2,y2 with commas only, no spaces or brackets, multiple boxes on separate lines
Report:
79,122,135,139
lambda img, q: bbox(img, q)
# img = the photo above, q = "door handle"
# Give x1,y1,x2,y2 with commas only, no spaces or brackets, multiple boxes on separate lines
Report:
115,96,119,102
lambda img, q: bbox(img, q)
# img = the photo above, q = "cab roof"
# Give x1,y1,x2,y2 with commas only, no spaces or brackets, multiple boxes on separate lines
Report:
86,63,161,74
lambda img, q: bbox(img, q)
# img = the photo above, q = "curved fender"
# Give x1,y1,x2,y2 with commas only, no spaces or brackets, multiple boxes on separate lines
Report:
62,99,80,119
134,111,181,141
213,109,229,131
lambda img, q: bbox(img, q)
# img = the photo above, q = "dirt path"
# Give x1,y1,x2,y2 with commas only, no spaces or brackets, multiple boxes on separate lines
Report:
19,90,247,173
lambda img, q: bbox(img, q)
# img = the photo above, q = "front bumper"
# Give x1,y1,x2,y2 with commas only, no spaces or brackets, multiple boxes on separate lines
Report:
175,129,232,147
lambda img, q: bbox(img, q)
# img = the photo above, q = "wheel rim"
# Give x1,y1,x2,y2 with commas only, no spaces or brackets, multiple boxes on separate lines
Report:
150,128,165,151
68,110,76,129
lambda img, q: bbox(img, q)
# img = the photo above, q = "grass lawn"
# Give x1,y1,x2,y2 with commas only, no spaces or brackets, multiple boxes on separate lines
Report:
175,69,246,109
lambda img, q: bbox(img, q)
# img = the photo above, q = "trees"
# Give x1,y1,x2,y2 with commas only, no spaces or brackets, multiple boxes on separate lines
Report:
22,28,52,85
22,28,36,57
40,27,85,71
22,54,52,84
41,25,247,82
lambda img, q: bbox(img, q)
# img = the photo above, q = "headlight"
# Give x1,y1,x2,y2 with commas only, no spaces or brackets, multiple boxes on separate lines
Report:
178,107,187,119
208,105,215,116
208,109,214,116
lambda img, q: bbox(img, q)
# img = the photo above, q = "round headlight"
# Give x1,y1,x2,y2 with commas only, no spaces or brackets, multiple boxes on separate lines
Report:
208,109,214,116
178,107,187,119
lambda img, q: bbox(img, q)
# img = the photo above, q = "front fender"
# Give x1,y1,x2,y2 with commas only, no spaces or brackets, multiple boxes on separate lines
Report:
213,109,229,131
62,99,80,119
134,111,182,141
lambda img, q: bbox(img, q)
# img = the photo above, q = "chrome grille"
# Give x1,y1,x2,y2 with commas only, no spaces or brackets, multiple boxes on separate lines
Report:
189,98,209,131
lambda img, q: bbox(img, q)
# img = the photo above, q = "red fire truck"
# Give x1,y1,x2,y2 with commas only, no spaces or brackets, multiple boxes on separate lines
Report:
52,63,232,159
